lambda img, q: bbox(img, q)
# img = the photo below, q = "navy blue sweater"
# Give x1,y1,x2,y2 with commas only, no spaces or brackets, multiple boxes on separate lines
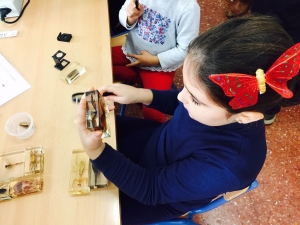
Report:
92,90,266,213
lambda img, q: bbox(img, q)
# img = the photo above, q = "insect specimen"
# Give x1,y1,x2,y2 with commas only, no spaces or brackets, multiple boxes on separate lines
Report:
29,150,43,173
85,90,108,134
30,150,38,172
5,162,24,169
66,69,80,81
86,90,100,130
12,178,43,196
19,122,29,128
0,188,6,194
0,183,10,196
72,160,88,187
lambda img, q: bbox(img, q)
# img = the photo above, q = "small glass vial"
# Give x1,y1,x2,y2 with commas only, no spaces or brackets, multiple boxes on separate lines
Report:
60,62,86,84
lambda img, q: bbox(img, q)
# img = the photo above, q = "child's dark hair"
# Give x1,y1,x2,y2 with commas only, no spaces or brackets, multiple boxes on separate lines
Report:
187,15,300,114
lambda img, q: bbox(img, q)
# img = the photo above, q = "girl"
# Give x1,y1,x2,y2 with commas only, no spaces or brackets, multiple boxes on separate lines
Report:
78,16,300,224
112,0,200,123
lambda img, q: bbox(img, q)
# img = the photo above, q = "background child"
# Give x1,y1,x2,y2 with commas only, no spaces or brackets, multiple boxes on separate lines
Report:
112,0,200,123
225,0,251,18
78,16,300,224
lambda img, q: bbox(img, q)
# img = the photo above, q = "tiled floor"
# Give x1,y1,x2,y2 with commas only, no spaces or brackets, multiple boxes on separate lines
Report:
115,0,300,224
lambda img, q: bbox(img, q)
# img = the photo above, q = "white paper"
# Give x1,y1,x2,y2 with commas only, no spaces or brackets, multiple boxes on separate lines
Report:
0,53,31,106
0,30,18,38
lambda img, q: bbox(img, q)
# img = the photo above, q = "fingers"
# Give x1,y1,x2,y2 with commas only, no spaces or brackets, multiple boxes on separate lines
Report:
131,0,144,13
99,84,125,104
104,99,116,111
126,62,137,67
103,93,122,103
98,84,118,95
99,85,123,103
127,2,141,15
77,97,87,128
126,54,139,67
93,130,103,138
126,53,138,59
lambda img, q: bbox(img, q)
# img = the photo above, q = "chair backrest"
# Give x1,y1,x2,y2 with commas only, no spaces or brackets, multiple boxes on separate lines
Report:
111,31,129,47
147,180,259,225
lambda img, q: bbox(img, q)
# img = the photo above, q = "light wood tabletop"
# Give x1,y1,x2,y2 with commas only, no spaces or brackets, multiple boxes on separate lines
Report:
0,0,120,224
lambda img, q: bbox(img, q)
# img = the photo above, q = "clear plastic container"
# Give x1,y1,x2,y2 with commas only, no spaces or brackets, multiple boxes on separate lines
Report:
5,112,35,139
60,62,86,84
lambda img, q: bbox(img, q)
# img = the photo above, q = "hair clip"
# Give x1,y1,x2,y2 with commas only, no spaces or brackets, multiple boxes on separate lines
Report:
209,43,300,109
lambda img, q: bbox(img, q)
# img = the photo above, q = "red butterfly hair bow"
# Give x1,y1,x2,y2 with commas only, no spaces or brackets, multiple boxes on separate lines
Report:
209,43,300,109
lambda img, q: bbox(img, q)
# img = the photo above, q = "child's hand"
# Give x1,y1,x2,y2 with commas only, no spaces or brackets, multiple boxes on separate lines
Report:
105,99,116,112
99,83,153,106
126,0,144,26
126,50,160,67
77,87,105,160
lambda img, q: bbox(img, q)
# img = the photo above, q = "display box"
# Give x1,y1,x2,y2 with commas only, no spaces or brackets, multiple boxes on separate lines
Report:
88,162,108,189
69,149,90,195
0,150,25,180
69,149,108,195
0,146,44,202
24,146,44,175
0,179,11,201
9,174,43,198
85,90,111,138
60,62,86,84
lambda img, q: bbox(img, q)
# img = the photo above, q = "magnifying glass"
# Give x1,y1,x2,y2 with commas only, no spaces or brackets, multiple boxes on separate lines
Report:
71,92,84,104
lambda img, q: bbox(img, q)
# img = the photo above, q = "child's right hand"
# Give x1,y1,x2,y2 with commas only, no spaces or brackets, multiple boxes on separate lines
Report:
126,0,144,26
99,83,153,106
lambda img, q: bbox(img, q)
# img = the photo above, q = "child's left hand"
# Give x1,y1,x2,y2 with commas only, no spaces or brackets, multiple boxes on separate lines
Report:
126,50,160,67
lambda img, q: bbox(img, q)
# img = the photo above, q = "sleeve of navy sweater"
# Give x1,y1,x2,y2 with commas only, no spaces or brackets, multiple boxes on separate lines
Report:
147,90,180,115
91,144,241,206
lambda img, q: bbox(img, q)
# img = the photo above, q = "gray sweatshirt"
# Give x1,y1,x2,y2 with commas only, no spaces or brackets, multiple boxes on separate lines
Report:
119,0,200,71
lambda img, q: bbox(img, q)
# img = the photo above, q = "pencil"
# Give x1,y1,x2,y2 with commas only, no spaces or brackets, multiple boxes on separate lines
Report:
135,0,139,10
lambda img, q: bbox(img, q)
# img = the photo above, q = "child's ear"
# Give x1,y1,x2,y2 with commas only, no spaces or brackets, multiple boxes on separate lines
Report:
235,111,264,124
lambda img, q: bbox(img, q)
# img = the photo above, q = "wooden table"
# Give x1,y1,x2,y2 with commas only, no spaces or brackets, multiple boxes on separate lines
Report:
0,0,120,224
